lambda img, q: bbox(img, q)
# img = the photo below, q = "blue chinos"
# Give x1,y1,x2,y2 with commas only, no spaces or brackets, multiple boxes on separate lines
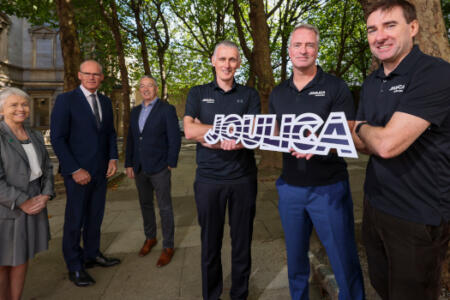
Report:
276,178,364,300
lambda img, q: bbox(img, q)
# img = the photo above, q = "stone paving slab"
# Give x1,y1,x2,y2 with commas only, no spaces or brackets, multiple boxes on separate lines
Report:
22,143,375,300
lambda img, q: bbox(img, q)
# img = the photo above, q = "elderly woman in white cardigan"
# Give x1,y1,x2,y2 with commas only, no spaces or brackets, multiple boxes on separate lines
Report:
0,87,54,300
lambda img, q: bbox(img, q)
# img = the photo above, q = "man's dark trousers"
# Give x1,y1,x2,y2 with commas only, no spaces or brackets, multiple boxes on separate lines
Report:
134,168,174,248
363,198,450,300
194,180,257,300
62,174,107,271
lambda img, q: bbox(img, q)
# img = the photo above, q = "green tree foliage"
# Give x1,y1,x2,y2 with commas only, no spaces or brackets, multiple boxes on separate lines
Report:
443,0,450,39
7,0,447,104
0,0,128,94
306,0,371,84
0,0,57,25
268,0,319,81
70,0,125,94
168,0,234,59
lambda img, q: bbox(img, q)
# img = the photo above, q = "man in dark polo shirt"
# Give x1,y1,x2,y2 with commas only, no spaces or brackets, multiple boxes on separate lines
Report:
183,40,260,300
353,1,450,299
270,24,364,300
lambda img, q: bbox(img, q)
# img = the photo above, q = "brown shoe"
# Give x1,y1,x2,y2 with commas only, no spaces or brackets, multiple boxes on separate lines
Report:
138,238,157,257
156,248,174,267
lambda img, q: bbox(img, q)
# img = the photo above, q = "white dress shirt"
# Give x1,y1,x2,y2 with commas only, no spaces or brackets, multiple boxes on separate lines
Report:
79,85,103,121
21,142,42,181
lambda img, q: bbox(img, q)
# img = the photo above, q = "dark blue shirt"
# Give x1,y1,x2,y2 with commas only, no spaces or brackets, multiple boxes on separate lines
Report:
356,46,450,225
185,79,261,183
269,66,355,186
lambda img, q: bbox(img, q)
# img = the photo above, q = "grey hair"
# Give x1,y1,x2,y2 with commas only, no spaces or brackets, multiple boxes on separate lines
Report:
139,75,158,87
212,40,241,62
80,60,103,73
0,87,31,120
288,24,320,47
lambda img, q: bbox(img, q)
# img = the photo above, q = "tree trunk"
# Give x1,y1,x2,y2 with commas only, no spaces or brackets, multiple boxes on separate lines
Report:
248,0,274,113
248,0,280,169
157,49,168,101
411,0,450,60
136,20,152,76
55,0,81,92
149,0,170,101
280,34,289,82
131,0,152,76
98,0,131,153
246,63,257,88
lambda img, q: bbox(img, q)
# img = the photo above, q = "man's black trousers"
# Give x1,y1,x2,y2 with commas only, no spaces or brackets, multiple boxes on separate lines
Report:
194,180,257,300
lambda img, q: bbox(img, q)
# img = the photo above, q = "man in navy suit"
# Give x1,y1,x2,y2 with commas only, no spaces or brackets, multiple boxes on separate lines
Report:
125,75,181,267
51,60,120,287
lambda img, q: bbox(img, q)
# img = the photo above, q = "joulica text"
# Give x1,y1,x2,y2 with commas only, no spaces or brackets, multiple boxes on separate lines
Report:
204,112,358,158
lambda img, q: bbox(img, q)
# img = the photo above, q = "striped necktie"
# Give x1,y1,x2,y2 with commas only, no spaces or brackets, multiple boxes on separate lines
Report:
90,94,101,128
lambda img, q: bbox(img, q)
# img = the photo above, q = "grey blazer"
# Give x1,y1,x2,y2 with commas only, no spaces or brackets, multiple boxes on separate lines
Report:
0,121,54,219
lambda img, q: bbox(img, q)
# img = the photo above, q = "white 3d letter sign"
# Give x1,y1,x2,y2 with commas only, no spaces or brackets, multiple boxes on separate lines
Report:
204,112,357,158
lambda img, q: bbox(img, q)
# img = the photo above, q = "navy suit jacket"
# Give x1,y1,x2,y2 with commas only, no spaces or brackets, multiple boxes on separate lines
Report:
50,87,118,177
125,99,181,174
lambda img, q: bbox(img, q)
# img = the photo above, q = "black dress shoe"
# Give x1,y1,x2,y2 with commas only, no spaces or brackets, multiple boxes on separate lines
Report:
68,270,95,287
85,253,121,268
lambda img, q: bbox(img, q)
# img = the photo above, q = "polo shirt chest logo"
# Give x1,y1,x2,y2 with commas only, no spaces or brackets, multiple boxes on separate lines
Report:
388,84,406,93
308,90,326,97
202,98,215,104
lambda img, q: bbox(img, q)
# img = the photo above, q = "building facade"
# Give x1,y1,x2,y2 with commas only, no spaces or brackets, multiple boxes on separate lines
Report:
0,12,64,130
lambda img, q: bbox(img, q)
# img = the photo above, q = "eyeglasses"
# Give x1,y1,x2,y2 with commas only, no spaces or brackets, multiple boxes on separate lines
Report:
80,71,102,77
140,84,156,88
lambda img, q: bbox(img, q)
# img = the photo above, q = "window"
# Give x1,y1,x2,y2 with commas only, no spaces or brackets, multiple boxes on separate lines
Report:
0,13,10,61
30,26,57,68
35,39,53,68
32,97,50,128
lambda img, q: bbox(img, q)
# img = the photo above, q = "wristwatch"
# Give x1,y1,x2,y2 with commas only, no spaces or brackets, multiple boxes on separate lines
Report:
355,121,368,135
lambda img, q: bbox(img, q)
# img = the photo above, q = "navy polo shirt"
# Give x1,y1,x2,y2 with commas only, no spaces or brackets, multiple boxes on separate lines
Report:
356,45,450,226
269,66,355,187
185,79,261,183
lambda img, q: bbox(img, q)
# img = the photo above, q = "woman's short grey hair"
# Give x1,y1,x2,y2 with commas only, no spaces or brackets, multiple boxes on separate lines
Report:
0,87,31,119
288,24,320,47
